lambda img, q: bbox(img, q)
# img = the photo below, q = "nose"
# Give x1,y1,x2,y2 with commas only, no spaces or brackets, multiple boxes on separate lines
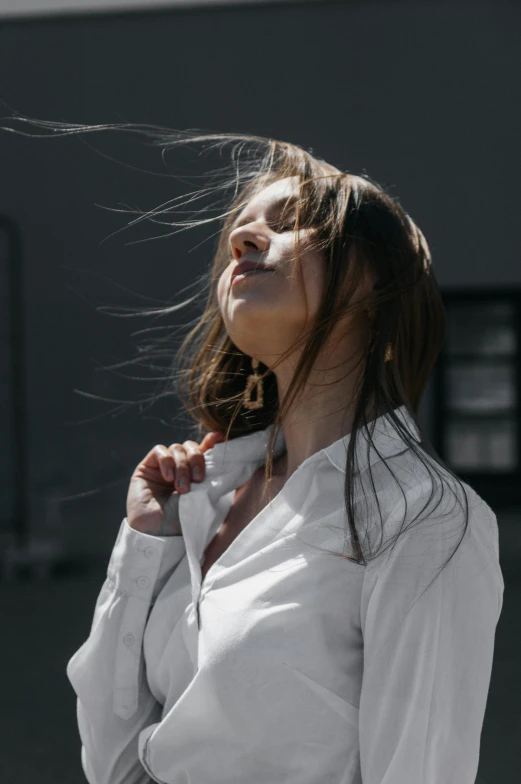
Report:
229,224,269,261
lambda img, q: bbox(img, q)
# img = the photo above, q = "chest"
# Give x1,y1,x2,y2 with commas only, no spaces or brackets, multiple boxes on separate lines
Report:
200,471,283,582
146,464,365,719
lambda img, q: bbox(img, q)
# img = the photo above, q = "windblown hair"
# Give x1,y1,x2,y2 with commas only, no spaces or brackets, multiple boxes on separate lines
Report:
1,110,471,597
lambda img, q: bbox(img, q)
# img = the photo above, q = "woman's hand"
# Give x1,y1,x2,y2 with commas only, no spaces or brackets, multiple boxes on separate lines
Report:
126,431,225,536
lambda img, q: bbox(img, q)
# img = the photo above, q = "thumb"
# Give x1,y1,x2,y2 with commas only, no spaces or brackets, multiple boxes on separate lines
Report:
200,431,226,452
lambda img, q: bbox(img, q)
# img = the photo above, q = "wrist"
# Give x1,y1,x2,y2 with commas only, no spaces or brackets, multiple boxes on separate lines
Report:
127,519,182,537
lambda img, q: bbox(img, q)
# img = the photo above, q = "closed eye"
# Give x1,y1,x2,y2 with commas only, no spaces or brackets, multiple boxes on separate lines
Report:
274,217,297,232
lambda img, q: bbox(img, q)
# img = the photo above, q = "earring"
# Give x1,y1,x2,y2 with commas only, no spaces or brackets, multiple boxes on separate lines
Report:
243,356,264,410
367,307,393,363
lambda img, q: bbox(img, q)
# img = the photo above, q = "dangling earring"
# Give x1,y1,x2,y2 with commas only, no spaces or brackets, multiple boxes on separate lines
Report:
243,356,264,410
367,307,393,363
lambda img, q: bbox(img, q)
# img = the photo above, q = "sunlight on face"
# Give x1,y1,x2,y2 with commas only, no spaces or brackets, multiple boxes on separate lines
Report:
217,176,326,365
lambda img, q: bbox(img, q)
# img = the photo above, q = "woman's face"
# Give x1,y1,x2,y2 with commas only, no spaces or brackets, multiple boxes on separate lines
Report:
217,176,326,368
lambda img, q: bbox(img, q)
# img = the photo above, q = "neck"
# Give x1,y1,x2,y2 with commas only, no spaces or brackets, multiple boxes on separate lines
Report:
257,314,373,483
271,386,365,483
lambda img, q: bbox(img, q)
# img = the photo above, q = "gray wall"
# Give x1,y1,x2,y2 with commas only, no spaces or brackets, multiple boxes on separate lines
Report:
0,0,519,558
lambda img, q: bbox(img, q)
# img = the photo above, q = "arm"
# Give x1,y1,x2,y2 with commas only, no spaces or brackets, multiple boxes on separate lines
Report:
67,517,187,784
359,484,504,784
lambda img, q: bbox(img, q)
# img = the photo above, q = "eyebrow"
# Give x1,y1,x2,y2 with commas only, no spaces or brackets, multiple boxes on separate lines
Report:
230,193,298,231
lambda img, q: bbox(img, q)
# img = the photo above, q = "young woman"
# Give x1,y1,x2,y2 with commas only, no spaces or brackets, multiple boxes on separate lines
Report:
11,117,502,783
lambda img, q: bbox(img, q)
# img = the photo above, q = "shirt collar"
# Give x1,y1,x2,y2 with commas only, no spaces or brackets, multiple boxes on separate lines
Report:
203,404,421,476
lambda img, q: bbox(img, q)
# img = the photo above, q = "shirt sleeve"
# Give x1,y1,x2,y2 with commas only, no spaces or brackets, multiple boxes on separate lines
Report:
359,483,504,784
66,517,187,784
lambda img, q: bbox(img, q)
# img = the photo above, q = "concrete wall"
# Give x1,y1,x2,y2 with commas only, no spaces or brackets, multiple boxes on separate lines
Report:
0,0,518,557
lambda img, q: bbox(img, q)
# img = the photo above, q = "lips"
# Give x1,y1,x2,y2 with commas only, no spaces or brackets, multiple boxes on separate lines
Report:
232,260,269,278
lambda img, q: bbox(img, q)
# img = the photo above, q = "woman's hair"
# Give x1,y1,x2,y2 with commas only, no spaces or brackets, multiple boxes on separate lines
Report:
1,111,472,597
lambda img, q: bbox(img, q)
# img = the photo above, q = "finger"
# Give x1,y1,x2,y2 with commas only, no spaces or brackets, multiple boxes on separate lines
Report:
181,440,207,482
168,443,193,493
151,444,180,484
199,431,226,452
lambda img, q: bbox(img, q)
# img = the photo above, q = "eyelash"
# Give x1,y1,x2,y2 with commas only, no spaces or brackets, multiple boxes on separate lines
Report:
232,216,296,233
276,214,298,231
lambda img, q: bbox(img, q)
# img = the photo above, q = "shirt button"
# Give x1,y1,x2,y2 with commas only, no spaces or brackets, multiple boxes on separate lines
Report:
123,633,135,647
137,575,150,589
144,546,157,559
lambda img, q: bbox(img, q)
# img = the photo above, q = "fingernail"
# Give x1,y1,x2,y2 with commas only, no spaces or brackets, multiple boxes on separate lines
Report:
193,467,201,480
179,476,186,488
167,469,174,481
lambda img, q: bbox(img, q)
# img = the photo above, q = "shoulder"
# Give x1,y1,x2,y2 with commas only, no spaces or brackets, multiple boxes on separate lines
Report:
367,477,502,617
357,446,500,573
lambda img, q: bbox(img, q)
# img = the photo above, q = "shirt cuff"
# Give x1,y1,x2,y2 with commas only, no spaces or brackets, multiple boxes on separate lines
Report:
107,517,187,603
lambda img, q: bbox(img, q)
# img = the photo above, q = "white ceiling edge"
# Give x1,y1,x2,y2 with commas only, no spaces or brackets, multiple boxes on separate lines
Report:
0,0,313,19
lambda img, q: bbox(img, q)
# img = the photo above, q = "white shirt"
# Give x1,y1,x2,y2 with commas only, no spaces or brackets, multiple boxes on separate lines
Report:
67,404,504,784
